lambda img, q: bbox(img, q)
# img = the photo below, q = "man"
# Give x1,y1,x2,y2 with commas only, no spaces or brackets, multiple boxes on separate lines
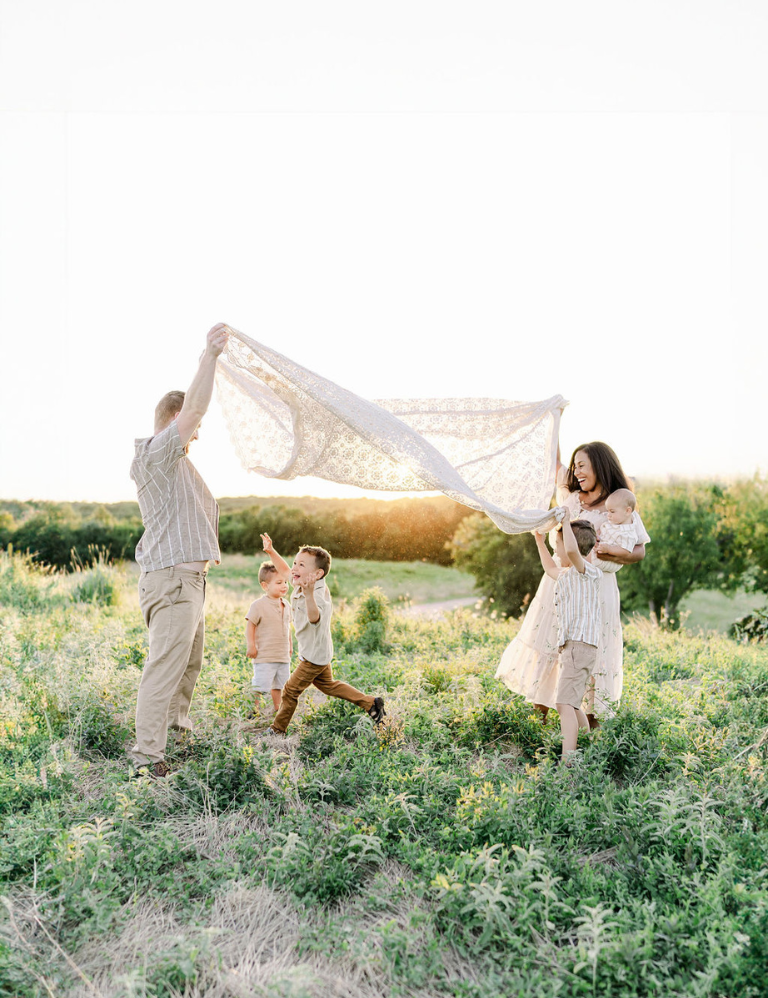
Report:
129,322,229,777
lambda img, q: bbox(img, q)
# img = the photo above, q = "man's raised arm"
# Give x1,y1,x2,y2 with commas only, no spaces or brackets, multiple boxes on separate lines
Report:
175,323,229,446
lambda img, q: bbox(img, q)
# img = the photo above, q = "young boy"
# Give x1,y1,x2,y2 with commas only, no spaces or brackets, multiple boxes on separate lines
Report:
245,562,292,718
260,533,385,736
594,489,639,573
534,510,602,760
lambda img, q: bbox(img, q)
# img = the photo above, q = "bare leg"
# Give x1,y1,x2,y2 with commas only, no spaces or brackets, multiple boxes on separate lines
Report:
534,703,549,721
556,703,589,758
583,678,600,729
270,689,282,711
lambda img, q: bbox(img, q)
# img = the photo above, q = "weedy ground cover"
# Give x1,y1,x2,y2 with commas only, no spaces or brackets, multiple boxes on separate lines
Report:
1,551,768,997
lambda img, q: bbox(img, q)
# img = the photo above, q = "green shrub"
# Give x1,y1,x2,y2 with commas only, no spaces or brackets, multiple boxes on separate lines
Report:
0,548,59,612
73,694,130,758
449,515,542,617
144,938,210,998
351,586,391,654
455,699,549,757
296,698,373,762
173,744,279,812
0,939,47,998
731,610,768,642
266,825,384,904
70,549,122,607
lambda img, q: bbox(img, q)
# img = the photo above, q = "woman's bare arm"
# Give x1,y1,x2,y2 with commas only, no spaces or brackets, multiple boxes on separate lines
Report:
595,542,646,565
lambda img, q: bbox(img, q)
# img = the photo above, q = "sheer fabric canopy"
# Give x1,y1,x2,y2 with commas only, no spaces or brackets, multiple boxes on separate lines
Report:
216,327,567,534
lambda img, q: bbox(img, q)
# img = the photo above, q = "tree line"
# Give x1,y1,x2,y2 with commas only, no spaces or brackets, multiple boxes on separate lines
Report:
3,476,767,626
0,497,472,570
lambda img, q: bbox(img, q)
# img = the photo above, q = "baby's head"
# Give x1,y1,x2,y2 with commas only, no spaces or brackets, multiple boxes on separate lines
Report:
605,489,637,526
570,519,598,557
291,545,332,588
259,561,288,599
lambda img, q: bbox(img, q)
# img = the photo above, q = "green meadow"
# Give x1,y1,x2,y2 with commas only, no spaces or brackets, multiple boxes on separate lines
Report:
206,554,479,606
2,551,768,997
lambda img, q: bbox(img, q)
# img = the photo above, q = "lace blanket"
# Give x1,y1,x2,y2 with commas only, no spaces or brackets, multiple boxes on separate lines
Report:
216,327,567,534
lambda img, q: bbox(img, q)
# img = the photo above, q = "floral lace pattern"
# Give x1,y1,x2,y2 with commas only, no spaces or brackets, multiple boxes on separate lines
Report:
215,327,567,534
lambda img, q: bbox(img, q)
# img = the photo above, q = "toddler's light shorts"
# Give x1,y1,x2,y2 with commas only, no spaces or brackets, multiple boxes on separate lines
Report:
251,661,290,693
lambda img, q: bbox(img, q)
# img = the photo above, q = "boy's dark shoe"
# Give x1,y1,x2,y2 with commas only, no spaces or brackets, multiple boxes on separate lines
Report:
368,697,386,724
131,760,171,780
261,726,286,739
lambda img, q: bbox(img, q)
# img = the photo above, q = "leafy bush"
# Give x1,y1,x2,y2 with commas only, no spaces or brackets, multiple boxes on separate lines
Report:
618,485,739,625
0,548,59,612
449,514,542,617
8,507,142,570
73,694,130,758
351,586,391,654
70,551,123,607
173,744,279,812
455,700,549,757
296,698,372,761
731,610,768,642
266,825,384,903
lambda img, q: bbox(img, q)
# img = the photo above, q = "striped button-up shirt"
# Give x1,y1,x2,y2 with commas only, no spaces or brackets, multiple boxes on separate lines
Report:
130,422,220,572
553,561,602,648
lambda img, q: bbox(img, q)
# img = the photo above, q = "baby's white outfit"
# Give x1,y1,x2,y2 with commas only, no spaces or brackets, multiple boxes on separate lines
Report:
596,520,639,574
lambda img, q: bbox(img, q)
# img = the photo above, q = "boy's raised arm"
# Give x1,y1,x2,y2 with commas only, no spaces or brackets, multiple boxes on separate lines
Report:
302,571,323,624
534,532,561,581
561,513,586,573
261,533,291,579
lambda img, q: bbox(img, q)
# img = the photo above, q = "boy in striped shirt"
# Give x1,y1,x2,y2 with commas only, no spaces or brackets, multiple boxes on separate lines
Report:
534,510,602,760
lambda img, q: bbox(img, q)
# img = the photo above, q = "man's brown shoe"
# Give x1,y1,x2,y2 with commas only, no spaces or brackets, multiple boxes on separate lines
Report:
132,760,171,779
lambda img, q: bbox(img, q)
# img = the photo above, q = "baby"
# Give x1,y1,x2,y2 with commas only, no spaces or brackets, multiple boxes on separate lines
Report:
595,488,639,573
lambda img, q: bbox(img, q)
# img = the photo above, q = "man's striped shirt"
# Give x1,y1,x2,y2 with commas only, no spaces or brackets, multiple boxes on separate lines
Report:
553,561,602,648
130,422,220,572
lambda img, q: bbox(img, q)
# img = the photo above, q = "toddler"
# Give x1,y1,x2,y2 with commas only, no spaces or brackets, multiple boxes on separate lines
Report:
245,561,293,718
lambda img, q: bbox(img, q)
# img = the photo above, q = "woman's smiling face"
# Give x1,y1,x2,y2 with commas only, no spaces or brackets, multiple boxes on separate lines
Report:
573,450,597,494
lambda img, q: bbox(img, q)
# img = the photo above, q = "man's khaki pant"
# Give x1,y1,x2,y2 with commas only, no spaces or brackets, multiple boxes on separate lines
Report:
131,566,207,765
271,659,375,734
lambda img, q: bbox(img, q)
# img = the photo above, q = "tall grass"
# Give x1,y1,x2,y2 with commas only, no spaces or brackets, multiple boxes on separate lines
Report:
1,561,768,996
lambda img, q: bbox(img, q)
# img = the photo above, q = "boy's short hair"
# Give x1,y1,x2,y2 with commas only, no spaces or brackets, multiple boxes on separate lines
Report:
299,545,332,578
608,488,637,511
258,561,279,583
155,390,185,431
570,520,598,557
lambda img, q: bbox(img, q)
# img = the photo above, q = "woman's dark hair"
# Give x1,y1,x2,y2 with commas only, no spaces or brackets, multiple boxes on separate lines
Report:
565,442,632,507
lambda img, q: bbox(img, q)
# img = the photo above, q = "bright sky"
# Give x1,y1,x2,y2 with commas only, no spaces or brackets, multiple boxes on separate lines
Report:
1,2,766,504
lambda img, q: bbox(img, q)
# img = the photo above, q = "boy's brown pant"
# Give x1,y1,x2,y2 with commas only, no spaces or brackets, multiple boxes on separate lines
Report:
271,659,375,734
131,567,207,765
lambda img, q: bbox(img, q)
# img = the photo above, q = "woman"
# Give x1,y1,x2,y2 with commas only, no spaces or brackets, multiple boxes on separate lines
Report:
495,441,649,722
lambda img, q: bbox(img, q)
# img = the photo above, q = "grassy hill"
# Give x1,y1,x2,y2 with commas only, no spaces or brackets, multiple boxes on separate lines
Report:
2,551,768,996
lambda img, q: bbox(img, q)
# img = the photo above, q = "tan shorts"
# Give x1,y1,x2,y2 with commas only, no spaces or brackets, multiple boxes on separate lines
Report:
556,640,597,709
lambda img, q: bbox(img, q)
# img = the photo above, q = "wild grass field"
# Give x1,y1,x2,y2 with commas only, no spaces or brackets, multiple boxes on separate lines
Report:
204,555,479,606
2,551,768,998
